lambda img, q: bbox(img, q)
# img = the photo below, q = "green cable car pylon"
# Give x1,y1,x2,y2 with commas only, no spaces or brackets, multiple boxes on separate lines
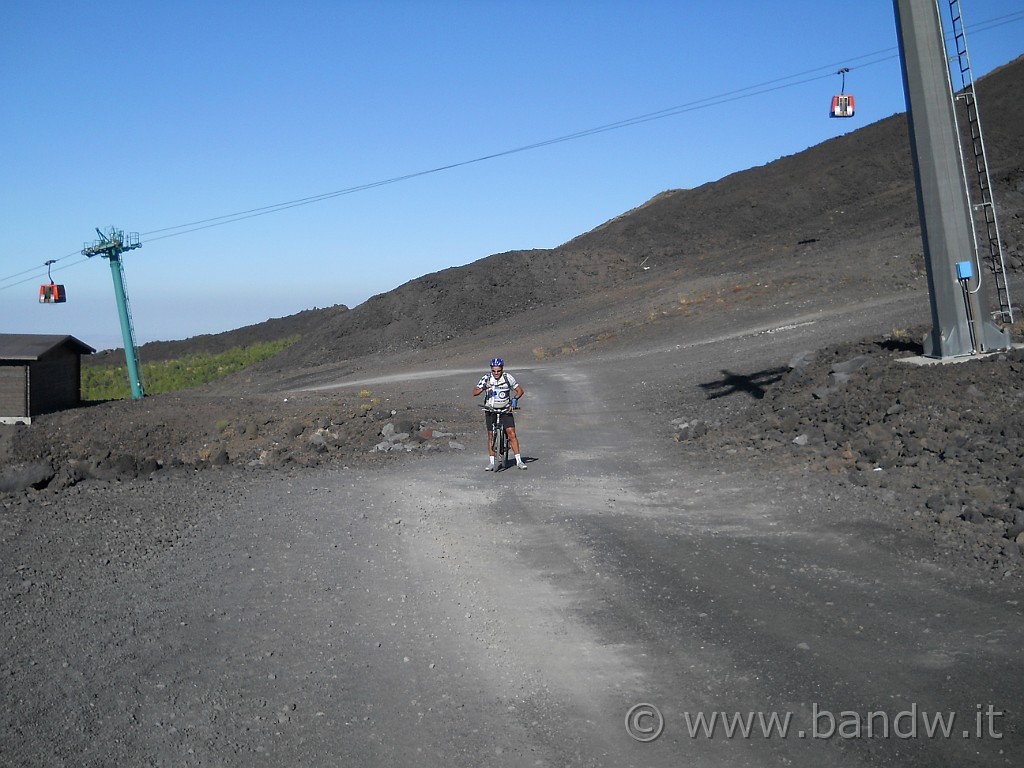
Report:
82,227,145,399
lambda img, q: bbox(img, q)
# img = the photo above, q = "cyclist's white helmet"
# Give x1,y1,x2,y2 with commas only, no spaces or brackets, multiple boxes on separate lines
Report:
490,358,503,367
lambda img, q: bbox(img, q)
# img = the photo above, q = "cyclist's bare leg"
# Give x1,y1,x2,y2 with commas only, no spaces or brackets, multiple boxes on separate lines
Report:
506,427,526,468
506,427,520,455
482,432,498,470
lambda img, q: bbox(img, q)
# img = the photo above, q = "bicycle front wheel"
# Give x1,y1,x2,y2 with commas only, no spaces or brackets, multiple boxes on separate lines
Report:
492,426,503,470
499,426,511,470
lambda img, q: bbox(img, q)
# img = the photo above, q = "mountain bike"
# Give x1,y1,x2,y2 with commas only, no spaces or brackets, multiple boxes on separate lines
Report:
480,404,515,471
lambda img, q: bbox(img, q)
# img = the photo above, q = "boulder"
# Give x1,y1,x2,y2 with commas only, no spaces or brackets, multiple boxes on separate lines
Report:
0,461,55,493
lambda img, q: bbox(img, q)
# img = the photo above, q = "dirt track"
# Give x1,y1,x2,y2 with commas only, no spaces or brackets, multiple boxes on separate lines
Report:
4,289,1022,766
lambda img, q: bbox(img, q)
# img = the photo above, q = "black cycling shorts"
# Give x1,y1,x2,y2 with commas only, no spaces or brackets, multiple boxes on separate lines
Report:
485,410,516,431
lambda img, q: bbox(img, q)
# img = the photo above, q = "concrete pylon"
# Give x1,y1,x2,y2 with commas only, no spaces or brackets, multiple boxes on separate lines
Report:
893,0,1009,357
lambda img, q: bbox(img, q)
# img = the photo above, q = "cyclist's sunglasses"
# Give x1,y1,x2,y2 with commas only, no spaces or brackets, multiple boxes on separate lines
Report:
491,366,503,372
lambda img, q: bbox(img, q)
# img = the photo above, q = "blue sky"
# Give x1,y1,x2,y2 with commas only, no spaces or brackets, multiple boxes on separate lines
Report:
2,1,1023,351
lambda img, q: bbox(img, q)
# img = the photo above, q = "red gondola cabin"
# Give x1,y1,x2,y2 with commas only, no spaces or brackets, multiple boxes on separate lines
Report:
831,93,855,118
39,283,67,303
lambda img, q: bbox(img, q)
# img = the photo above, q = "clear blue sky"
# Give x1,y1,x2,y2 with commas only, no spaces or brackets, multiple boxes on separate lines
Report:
2,1,1022,350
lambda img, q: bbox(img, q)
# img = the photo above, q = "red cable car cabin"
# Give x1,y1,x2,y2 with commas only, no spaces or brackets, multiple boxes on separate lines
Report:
831,93,855,118
39,283,67,303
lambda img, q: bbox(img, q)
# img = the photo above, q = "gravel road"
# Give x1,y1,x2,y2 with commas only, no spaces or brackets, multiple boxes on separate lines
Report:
5,290,1021,766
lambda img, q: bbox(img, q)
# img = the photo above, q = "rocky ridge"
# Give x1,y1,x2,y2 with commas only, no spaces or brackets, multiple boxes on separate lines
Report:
674,333,1024,581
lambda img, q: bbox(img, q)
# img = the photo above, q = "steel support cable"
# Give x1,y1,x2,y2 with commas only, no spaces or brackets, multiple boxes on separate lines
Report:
139,59,894,243
2,10,1022,291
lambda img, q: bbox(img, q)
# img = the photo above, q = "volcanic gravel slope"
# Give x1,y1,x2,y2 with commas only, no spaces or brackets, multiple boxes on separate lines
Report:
250,54,1024,369
672,332,1024,581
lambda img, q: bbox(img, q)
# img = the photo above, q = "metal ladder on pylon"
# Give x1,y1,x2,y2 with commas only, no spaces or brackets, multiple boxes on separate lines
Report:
945,0,1013,323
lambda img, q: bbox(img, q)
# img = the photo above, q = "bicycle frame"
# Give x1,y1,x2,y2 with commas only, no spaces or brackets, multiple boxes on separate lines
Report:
481,404,513,471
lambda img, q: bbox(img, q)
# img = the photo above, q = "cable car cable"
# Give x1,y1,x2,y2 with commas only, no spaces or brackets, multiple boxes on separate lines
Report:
2,10,1022,292
1,51,871,292
137,61,891,243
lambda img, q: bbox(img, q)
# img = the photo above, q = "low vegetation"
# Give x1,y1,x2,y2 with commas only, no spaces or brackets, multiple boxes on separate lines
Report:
81,337,297,401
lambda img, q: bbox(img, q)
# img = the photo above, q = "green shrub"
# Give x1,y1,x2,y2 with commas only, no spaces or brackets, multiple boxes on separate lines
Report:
81,337,297,401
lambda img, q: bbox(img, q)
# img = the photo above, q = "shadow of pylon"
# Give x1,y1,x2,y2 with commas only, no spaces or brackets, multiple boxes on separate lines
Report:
699,367,788,400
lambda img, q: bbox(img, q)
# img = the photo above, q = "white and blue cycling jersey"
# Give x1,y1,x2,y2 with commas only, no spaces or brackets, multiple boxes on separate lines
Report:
477,372,519,410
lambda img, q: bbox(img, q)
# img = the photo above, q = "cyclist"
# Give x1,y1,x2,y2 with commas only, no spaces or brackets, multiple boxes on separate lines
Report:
471,357,527,470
